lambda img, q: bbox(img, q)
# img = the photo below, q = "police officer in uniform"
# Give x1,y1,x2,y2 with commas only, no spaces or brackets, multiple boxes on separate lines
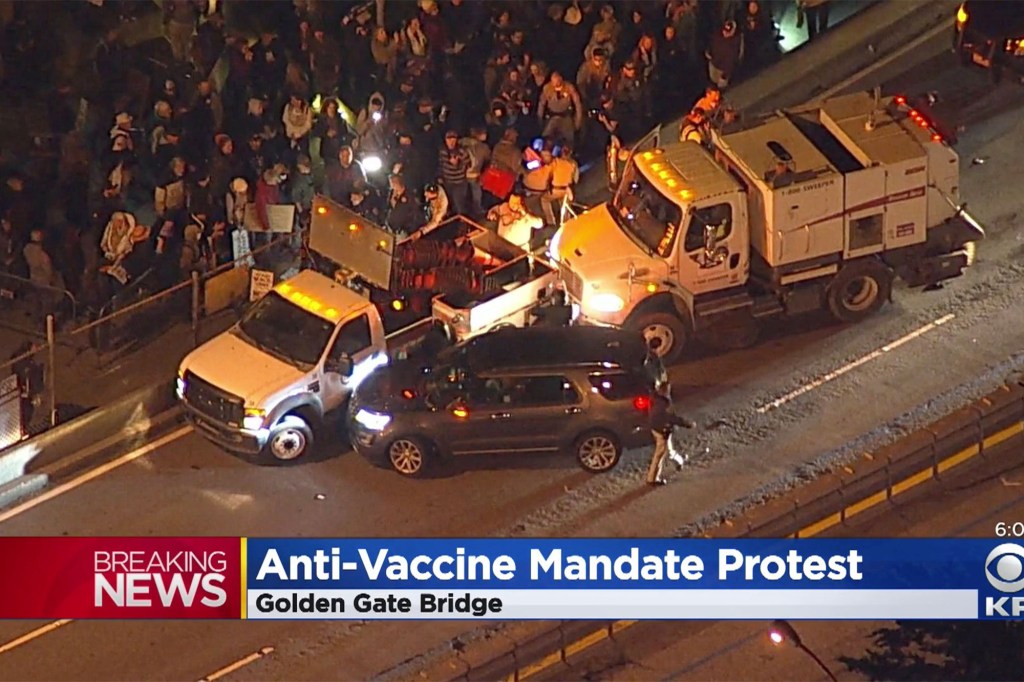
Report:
522,145,554,222
537,72,584,145
646,381,696,486
543,145,579,227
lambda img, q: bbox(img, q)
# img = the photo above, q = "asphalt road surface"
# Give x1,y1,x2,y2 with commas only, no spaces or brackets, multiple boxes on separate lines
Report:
3,28,1024,682
523,437,1024,682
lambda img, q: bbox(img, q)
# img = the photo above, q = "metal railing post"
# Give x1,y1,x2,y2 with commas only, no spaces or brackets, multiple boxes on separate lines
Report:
46,314,57,427
191,271,201,347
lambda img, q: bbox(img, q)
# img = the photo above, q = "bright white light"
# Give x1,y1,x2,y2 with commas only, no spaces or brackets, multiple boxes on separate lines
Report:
371,111,382,122
362,155,383,173
769,631,784,645
589,293,625,313
242,414,264,430
176,377,186,399
355,408,391,431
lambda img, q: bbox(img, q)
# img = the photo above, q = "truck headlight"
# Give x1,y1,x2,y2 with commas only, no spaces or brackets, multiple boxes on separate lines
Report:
588,293,625,313
176,369,187,399
243,408,265,431
355,408,392,431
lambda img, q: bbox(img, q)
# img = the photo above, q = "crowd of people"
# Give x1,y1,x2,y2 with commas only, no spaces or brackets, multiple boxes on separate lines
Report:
0,0,833,320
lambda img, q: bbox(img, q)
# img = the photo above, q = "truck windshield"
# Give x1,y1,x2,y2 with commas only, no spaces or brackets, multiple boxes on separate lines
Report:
237,292,335,368
610,163,683,258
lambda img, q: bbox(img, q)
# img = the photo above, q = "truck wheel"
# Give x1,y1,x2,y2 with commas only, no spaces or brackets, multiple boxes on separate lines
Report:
627,311,688,364
387,436,434,478
265,415,314,462
574,430,622,473
827,261,892,323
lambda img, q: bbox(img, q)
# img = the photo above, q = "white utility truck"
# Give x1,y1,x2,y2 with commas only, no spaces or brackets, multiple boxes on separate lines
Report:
551,91,985,362
177,197,556,462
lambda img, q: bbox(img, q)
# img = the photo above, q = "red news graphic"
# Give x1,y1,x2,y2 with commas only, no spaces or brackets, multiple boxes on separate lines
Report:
0,538,242,619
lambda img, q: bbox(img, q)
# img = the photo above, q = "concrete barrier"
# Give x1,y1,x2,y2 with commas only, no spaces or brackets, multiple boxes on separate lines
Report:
0,380,180,503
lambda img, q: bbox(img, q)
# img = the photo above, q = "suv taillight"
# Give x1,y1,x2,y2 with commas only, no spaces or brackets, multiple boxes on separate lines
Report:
633,395,651,411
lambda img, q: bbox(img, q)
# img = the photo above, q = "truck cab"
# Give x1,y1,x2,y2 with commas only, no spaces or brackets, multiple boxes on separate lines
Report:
552,91,984,362
551,142,748,359
178,270,389,462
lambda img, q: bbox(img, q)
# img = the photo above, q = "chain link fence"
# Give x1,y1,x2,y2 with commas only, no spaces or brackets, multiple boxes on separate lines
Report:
0,237,295,451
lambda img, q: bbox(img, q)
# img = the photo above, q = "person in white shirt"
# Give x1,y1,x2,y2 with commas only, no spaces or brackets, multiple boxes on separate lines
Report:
411,183,449,239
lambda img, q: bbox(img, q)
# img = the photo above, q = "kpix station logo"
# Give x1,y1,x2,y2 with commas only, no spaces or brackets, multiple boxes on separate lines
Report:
983,543,1024,617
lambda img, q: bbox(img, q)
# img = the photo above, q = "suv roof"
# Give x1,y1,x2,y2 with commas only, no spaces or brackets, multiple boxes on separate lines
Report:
455,326,650,374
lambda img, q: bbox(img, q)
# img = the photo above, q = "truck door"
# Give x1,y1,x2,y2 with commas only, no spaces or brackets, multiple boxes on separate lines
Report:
322,313,387,412
677,197,748,295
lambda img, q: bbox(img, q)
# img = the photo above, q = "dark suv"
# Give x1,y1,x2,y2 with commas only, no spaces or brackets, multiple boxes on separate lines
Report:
954,1,1024,82
347,326,667,477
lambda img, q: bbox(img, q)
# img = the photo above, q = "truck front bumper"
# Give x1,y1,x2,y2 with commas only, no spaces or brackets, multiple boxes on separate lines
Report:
183,404,267,455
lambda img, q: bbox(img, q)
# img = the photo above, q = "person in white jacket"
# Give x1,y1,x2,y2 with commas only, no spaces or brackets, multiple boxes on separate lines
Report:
410,183,449,239
282,94,313,157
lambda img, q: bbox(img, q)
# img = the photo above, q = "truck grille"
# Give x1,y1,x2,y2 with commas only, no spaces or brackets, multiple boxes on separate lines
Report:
560,262,584,302
184,371,244,427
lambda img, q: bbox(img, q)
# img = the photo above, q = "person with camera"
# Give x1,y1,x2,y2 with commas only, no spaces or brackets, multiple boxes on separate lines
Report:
646,380,697,486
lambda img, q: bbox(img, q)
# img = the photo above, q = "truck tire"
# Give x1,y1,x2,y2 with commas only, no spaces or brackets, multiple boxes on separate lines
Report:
627,311,688,364
827,260,892,323
263,415,314,463
387,435,435,478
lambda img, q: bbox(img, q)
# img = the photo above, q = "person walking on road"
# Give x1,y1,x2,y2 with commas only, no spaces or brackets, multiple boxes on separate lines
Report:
646,380,696,486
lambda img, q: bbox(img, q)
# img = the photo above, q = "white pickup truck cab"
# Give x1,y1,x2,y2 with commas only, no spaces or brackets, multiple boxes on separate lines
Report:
177,270,393,462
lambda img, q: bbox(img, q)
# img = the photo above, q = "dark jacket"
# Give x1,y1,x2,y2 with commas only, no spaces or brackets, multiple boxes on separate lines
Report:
650,392,688,434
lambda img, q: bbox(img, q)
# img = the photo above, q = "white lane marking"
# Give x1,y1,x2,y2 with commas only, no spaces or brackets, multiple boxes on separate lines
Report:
756,314,955,414
0,620,73,655
810,20,950,104
199,646,275,682
0,425,192,525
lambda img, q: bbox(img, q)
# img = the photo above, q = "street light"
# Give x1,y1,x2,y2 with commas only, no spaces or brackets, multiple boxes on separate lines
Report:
768,620,838,682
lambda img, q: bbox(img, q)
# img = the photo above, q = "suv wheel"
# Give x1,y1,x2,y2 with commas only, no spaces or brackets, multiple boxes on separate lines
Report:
265,415,313,462
388,436,433,477
574,431,622,473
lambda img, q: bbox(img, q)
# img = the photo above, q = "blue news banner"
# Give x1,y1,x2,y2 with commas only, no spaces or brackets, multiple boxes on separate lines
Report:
242,539,1024,621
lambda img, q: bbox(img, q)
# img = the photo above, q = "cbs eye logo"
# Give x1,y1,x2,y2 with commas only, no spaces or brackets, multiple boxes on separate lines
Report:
985,543,1024,593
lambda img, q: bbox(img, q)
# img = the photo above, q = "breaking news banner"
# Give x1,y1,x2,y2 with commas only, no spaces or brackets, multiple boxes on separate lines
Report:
0,538,1023,620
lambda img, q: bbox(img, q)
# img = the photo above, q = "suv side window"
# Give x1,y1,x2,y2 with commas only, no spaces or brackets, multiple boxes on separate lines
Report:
330,314,372,357
588,372,650,401
506,376,580,407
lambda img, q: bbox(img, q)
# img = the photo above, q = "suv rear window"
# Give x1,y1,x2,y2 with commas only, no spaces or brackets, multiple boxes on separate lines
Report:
588,372,651,401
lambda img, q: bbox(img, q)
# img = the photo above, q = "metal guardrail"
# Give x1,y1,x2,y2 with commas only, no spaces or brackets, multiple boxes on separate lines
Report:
0,271,79,323
0,236,293,445
450,373,1024,682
